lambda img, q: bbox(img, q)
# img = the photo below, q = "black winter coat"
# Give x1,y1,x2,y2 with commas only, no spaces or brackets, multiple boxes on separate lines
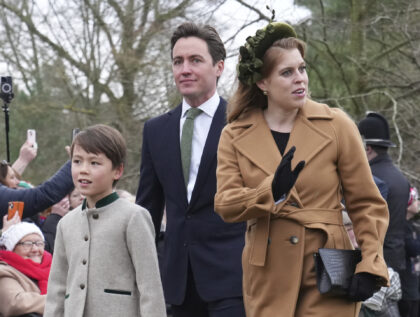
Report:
370,153,410,270
41,213,63,254
399,220,420,300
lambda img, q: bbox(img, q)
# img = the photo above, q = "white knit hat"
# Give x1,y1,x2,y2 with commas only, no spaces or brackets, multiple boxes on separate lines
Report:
0,222,44,251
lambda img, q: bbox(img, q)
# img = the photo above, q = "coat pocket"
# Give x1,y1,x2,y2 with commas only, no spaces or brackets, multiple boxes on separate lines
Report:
104,289,132,296
243,223,256,297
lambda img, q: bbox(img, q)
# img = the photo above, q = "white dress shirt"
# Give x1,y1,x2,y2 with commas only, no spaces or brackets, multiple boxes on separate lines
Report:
180,92,220,202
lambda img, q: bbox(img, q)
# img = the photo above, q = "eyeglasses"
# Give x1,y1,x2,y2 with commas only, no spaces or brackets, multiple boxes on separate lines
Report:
16,240,45,250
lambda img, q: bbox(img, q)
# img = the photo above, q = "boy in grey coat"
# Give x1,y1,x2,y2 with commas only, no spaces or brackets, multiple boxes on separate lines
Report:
44,124,166,317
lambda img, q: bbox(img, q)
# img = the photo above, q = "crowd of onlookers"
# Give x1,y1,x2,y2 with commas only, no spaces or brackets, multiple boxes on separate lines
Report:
1,19,420,317
1,123,419,317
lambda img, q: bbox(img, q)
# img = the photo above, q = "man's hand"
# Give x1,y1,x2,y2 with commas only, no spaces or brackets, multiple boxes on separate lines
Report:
11,140,38,175
19,140,38,162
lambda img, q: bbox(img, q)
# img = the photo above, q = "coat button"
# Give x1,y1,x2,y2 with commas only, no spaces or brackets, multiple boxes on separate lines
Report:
289,236,299,244
92,214,99,219
80,283,85,290
82,259,87,265
84,235,89,241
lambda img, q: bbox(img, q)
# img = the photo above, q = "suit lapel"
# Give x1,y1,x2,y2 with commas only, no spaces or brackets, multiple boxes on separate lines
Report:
189,99,226,209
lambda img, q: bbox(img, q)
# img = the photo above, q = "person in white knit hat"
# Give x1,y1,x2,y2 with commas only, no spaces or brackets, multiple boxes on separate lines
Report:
0,222,52,316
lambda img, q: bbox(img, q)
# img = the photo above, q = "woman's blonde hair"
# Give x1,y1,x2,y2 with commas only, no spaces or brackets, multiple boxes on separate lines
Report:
227,37,306,123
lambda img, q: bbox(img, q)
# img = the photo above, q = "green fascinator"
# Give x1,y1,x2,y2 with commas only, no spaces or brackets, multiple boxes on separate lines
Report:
237,22,297,86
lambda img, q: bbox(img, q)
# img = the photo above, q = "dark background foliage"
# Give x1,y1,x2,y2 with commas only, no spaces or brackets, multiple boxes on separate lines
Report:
0,0,418,193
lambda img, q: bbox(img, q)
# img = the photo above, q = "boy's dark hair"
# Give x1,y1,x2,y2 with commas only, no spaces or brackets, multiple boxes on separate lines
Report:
71,125,126,184
170,22,226,65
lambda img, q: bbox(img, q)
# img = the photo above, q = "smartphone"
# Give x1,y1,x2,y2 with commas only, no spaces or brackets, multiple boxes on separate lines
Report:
27,129,36,143
8,201,24,220
27,129,38,150
71,128,80,142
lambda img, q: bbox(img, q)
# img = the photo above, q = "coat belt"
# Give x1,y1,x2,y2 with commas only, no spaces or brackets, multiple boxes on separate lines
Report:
248,206,344,267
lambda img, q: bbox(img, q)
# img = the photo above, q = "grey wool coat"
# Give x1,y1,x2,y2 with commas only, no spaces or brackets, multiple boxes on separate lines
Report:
44,194,166,317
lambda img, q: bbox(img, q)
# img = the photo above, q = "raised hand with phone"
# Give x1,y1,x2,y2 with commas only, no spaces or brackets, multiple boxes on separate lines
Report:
11,138,38,177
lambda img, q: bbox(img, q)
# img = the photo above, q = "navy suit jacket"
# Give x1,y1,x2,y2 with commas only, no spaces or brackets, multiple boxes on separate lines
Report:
136,97,245,305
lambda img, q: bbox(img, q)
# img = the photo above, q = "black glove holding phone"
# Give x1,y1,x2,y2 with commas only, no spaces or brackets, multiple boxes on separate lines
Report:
272,146,305,201
347,272,381,302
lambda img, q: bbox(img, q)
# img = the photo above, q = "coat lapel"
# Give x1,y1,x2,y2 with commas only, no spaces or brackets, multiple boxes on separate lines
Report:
231,99,333,206
232,110,280,176
189,99,226,209
287,100,333,167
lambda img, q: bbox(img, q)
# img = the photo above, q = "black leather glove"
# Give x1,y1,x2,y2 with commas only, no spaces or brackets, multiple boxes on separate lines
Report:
272,146,305,201
347,272,381,302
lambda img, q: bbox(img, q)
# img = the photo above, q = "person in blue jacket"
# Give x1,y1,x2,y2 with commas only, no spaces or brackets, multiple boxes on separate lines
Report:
0,161,73,228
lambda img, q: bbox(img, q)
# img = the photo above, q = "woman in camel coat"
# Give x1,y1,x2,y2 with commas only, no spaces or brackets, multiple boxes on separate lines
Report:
214,22,389,317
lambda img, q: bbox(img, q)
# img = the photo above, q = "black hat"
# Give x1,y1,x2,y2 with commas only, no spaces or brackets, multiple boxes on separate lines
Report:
358,112,396,147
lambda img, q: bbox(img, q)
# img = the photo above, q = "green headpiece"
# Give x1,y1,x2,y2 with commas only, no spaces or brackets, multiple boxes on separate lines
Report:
237,22,297,86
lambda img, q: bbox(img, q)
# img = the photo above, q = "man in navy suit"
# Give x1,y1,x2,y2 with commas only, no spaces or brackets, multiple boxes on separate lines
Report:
136,22,246,317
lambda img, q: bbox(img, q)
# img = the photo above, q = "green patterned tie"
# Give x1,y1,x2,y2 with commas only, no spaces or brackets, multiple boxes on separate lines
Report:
181,107,202,187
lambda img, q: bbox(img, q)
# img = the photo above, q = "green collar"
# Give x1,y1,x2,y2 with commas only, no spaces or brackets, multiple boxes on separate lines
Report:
82,192,119,209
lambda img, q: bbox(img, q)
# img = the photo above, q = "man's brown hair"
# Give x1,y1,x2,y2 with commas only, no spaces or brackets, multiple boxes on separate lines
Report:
170,22,226,65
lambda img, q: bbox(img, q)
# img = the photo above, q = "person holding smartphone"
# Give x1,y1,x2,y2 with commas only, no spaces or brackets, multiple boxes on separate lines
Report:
0,140,73,228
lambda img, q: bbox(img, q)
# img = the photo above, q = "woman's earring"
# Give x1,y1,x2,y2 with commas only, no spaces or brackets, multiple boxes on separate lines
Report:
263,90,268,95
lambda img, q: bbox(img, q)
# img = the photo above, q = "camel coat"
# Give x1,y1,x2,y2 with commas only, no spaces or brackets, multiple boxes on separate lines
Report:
0,261,45,316
214,100,389,317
